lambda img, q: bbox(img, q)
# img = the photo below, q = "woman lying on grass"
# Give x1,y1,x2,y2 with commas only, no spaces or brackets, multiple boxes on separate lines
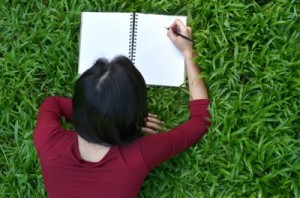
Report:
33,19,210,198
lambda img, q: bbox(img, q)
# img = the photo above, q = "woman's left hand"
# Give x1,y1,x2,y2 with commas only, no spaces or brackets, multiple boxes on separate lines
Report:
141,113,164,134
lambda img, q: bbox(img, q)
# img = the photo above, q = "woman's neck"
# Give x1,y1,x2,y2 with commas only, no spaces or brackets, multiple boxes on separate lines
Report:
77,135,111,162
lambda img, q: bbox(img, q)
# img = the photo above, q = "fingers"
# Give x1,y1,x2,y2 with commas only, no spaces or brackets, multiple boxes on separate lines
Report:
168,19,189,34
167,19,193,56
147,113,158,118
167,19,192,41
146,114,164,125
167,27,176,41
141,127,157,134
174,18,186,30
169,19,184,30
142,113,165,134
141,122,163,134
145,120,163,130
145,114,164,130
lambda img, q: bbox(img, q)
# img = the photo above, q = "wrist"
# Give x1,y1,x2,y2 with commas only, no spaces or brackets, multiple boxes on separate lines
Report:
183,50,195,60
182,49,194,59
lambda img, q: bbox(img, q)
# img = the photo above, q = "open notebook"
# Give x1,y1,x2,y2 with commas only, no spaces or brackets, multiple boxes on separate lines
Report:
78,12,187,87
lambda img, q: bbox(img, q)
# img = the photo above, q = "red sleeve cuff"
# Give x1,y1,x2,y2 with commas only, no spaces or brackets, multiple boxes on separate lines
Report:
189,99,210,117
189,99,210,106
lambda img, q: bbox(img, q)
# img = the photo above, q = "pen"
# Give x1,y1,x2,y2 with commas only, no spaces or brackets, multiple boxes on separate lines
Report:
165,27,194,44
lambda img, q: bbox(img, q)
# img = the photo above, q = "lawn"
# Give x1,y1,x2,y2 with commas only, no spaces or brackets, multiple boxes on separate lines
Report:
0,0,299,197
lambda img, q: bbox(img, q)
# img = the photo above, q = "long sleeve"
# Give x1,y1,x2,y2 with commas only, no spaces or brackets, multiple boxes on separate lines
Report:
139,99,210,171
33,96,73,150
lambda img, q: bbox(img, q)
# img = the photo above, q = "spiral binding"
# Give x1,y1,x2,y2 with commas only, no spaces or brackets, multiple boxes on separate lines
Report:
129,13,138,63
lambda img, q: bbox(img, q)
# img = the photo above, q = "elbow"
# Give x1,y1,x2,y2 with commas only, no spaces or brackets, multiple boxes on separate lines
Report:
205,113,212,130
199,114,211,134
203,118,211,134
205,114,211,127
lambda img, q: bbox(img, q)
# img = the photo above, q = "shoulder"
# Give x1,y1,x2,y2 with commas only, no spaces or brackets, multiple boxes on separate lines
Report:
34,129,76,157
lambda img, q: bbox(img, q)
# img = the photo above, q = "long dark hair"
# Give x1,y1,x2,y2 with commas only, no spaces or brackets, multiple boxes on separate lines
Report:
73,56,147,145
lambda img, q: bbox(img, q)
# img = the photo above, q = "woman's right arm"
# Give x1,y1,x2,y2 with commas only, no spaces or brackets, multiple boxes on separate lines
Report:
167,19,209,100
137,20,210,171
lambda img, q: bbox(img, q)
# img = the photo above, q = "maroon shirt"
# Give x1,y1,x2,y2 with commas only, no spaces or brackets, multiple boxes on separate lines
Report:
34,96,210,198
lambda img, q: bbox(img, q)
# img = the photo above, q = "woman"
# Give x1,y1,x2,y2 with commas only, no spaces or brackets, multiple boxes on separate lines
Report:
34,19,210,198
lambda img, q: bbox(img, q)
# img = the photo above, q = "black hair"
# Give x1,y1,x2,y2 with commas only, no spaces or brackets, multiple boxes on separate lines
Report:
72,56,147,146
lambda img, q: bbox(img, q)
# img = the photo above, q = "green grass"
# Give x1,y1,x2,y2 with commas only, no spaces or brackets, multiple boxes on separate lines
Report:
1,0,299,197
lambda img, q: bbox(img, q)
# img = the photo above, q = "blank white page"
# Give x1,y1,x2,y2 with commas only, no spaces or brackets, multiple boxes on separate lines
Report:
78,12,132,74
134,13,187,86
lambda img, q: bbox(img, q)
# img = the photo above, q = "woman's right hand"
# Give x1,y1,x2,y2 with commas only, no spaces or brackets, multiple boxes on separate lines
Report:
167,19,193,58
168,19,209,101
